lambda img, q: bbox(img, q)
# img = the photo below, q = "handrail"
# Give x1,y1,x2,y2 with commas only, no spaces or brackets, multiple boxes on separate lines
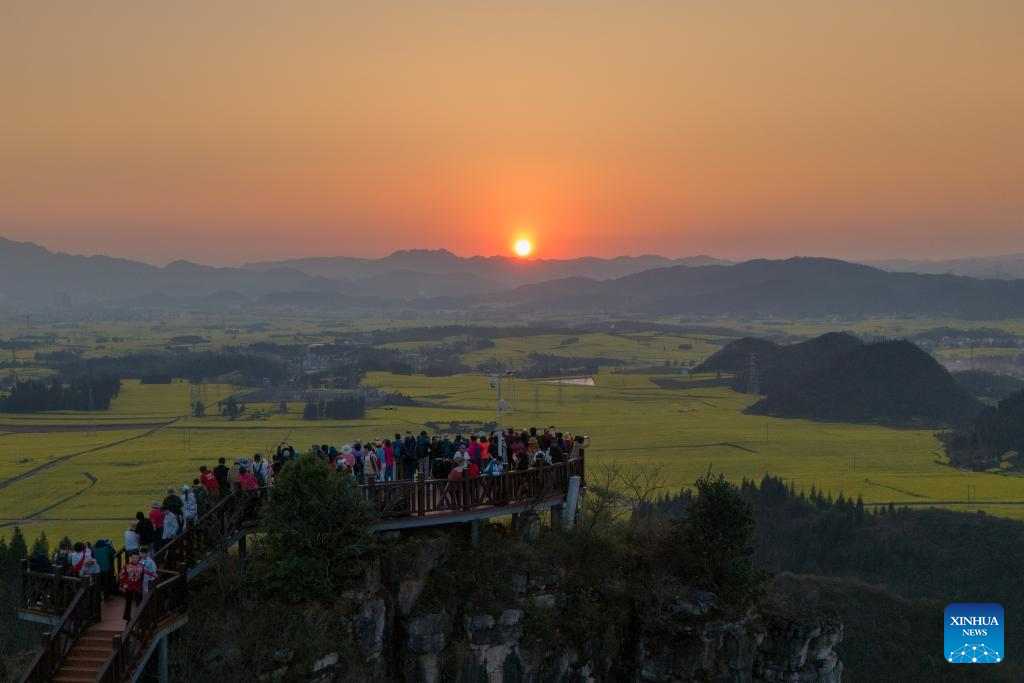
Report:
18,575,101,683
94,569,187,683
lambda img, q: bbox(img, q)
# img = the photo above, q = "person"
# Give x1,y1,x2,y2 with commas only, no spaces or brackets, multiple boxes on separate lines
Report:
364,443,381,484
238,465,258,491
193,478,210,516
402,431,417,480
351,444,365,485
482,453,504,476
92,538,118,598
448,454,466,480
391,433,403,479
570,434,589,459
52,540,71,571
200,465,220,500
466,456,480,478
383,439,395,482
148,501,165,545
69,542,92,577
228,459,243,493
79,557,101,582
181,485,198,526
416,431,431,478
118,552,145,623
139,547,158,597
252,453,272,488
213,457,230,493
162,487,183,516
135,511,156,551
162,506,180,544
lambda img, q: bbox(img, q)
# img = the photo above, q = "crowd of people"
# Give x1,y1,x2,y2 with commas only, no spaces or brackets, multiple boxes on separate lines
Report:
27,426,587,624
300,426,588,485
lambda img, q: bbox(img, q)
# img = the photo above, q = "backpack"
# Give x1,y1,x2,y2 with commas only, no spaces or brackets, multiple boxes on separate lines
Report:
253,461,267,486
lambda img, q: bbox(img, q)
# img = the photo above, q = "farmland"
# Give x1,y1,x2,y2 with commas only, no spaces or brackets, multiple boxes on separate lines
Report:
4,357,1024,546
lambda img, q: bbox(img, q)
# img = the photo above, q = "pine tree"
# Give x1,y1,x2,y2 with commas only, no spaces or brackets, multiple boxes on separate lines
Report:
31,530,49,558
8,527,28,561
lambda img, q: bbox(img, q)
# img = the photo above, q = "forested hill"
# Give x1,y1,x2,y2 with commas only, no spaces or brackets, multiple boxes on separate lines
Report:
943,389,1024,471
696,334,981,425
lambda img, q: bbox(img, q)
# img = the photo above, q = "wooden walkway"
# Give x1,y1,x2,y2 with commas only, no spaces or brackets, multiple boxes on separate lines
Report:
19,457,585,682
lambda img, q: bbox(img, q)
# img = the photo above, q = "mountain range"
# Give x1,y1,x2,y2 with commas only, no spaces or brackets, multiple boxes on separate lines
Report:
4,236,1024,319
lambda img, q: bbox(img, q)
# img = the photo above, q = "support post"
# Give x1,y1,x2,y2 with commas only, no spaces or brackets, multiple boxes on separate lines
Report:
158,635,169,683
550,504,563,530
469,520,480,547
237,535,247,568
511,512,520,537
564,476,582,531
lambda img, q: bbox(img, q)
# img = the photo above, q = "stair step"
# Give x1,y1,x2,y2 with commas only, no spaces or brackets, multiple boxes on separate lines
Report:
88,628,123,637
72,644,112,657
65,654,108,667
54,675,96,683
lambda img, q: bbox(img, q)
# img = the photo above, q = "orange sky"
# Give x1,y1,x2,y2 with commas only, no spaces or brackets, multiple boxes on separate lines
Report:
1,2,1022,265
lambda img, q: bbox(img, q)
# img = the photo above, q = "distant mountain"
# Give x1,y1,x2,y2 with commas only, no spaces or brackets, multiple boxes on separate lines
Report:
501,257,1024,319
697,334,981,425
867,255,1024,280
244,249,732,288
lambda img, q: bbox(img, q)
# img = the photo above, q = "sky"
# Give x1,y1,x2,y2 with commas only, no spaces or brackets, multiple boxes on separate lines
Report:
1,1,1022,266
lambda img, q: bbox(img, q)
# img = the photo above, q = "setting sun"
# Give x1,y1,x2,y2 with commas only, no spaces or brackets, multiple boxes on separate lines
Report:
514,239,533,257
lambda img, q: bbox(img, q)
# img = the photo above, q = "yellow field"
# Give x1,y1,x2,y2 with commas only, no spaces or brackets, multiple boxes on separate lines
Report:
4,370,1023,546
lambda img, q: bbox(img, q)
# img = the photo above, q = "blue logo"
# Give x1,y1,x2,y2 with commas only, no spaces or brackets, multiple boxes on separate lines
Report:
945,603,1004,663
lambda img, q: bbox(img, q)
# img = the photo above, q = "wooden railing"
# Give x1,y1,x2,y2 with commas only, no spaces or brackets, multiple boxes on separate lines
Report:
19,573,102,683
363,457,585,518
94,569,187,683
19,563,86,616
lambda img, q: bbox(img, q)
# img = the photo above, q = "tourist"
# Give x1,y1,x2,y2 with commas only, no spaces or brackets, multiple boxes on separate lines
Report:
403,431,417,479
252,453,272,487
448,454,466,480
238,465,258,492
90,538,116,596
227,459,242,493
482,452,504,476
181,485,198,526
135,511,156,551
69,542,92,577
200,465,220,500
570,435,589,459
162,506,180,544
192,478,210,516
383,439,395,482
139,547,158,597
162,487,183,516
213,457,230,493
351,443,366,485
52,540,71,571
364,443,381,484
79,557,101,581
118,552,145,623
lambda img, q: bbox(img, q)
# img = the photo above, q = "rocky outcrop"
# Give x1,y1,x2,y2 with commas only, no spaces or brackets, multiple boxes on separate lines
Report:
245,532,842,682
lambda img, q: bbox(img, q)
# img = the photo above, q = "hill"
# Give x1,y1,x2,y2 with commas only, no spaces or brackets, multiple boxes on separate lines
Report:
952,370,1024,400
943,389,1024,471
696,334,981,425
501,257,1024,318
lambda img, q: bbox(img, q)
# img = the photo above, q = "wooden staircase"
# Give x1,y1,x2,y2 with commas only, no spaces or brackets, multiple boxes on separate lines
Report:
52,601,124,682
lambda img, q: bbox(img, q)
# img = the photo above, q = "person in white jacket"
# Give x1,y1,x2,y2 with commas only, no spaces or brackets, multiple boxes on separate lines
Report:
180,485,198,527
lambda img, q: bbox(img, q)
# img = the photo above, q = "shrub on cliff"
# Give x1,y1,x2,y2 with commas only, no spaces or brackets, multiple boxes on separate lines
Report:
257,454,375,599
671,471,754,599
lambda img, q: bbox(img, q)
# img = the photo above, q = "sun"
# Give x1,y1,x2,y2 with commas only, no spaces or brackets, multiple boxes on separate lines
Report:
514,239,533,257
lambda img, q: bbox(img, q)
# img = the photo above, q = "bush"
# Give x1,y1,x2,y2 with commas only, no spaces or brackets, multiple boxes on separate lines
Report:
671,471,754,599
256,455,375,599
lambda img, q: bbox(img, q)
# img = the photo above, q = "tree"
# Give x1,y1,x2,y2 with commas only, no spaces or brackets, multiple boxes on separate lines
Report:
7,527,28,562
278,400,288,414
256,455,375,598
193,400,205,417
30,531,49,558
672,472,754,598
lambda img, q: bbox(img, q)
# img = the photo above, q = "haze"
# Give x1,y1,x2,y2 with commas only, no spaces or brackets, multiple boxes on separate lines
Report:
1,1,1022,266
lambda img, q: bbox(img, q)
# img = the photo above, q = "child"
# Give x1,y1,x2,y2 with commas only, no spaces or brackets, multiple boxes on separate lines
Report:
118,552,146,623
139,547,158,597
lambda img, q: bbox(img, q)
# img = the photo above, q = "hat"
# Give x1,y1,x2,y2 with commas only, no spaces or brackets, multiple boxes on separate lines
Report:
151,501,160,509
341,445,352,454
181,484,190,492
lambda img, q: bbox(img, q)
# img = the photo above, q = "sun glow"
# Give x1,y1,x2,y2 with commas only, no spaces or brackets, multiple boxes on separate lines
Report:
514,239,533,257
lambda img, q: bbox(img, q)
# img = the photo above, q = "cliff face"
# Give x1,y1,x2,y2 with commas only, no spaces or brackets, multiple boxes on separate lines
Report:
255,534,842,683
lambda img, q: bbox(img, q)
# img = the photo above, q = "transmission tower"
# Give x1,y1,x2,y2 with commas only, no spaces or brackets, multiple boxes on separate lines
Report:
746,353,760,395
